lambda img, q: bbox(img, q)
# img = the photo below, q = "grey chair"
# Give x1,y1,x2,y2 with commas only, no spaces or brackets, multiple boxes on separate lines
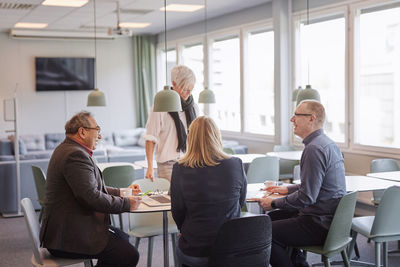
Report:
273,145,300,181
127,178,178,267
102,165,136,230
349,186,400,267
370,159,400,205
21,198,93,267
31,165,46,222
246,156,279,184
293,191,358,267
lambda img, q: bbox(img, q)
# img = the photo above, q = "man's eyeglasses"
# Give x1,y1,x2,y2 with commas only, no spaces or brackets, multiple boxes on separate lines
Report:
84,126,101,134
293,113,313,118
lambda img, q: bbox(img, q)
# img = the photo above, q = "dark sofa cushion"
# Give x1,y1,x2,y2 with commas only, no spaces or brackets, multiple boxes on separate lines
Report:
45,133,65,150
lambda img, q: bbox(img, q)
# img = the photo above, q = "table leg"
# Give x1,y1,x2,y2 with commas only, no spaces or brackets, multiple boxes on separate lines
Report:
163,210,169,267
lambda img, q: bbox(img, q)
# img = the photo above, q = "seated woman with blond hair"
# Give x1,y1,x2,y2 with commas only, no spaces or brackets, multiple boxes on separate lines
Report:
170,116,247,267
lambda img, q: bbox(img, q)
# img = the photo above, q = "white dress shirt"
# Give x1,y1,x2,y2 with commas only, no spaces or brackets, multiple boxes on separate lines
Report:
144,105,199,163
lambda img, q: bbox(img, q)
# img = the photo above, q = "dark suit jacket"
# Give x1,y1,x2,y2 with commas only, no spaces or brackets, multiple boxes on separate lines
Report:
170,157,247,257
39,137,130,255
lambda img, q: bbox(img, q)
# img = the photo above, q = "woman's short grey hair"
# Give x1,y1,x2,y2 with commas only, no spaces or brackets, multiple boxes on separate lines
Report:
65,111,92,134
171,65,196,90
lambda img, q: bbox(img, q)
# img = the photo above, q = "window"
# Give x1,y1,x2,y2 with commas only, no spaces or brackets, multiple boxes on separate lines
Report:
295,14,346,143
182,43,204,104
159,49,176,88
354,4,400,149
245,30,274,135
209,36,241,132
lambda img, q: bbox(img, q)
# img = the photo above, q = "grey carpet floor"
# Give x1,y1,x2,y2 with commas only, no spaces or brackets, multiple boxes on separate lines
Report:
1,213,400,267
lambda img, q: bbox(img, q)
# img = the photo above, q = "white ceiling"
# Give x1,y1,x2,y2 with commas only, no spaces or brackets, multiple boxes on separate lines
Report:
0,0,270,35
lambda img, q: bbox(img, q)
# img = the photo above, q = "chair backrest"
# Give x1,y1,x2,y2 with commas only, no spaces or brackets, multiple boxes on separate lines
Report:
21,198,43,265
102,165,135,188
223,147,235,155
273,145,297,152
322,191,358,252
293,165,301,181
129,178,173,228
370,158,400,173
31,165,46,205
371,186,400,236
246,156,279,183
207,215,272,267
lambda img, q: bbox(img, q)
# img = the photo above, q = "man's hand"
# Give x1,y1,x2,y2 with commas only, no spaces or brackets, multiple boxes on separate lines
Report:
129,184,141,195
128,196,142,210
265,185,289,195
257,196,274,211
145,168,154,182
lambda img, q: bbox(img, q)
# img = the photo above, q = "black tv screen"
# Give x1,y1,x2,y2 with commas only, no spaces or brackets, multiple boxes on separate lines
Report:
35,57,95,91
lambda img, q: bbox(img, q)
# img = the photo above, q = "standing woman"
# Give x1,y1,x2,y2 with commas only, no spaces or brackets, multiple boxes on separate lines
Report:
171,116,247,267
144,65,199,181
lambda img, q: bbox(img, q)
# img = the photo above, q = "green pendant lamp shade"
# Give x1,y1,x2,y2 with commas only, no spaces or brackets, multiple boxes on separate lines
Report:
296,84,320,106
198,86,215,103
87,88,106,106
292,86,303,102
153,86,182,112
87,0,106,107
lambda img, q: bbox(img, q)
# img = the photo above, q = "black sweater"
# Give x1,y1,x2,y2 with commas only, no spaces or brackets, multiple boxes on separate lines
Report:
170,157,247,257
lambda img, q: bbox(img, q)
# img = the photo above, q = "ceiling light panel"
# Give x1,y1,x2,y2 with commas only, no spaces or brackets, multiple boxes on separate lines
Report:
119,22,150,28
14,22,48,28
160,4,204,12
42,0,88,7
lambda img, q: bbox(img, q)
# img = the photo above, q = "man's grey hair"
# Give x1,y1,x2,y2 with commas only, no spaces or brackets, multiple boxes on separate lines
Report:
65,111,92,134
301,100,326,127
171,65,196,90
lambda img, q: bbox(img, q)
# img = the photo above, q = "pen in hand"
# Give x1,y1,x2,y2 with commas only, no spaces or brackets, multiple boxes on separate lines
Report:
139,190,151,196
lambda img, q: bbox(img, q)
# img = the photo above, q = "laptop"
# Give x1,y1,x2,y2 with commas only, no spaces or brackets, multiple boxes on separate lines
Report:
142,195,171,207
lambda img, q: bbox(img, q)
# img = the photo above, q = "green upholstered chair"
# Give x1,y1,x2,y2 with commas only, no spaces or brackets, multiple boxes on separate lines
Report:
223,147,235,155
370,159,400,205
294,191,358,267
31,165,46,222
21,198,93,267
349,186,400,267
246,156,279,184
273,145,300,181
128,178,178,267
102,165,136,230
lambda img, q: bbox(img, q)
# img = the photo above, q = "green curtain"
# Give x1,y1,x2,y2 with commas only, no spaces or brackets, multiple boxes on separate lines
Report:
133,35,157,127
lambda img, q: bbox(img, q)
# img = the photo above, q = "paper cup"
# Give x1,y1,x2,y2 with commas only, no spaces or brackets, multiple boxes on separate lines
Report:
264,181,283,187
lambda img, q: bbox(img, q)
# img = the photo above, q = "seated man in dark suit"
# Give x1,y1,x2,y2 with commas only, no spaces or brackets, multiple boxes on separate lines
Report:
40,111,141,267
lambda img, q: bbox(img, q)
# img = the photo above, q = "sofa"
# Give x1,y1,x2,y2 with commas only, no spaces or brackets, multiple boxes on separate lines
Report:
0,129,247,214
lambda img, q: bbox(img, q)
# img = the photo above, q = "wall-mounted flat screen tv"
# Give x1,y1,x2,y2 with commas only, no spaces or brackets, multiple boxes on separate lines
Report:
35,57,95,91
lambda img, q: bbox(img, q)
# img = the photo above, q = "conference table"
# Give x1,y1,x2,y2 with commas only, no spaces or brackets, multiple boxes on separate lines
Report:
266,150,303,161
366,171,400,182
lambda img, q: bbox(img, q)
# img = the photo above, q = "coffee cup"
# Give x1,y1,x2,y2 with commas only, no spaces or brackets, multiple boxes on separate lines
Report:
120,188,132,197
264,181,283,187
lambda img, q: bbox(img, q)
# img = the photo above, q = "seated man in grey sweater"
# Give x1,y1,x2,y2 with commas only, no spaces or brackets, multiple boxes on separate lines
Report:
255,100,346,267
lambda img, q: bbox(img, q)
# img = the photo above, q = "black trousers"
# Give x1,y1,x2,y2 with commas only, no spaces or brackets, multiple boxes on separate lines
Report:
48,226,139,267
268,209,329,267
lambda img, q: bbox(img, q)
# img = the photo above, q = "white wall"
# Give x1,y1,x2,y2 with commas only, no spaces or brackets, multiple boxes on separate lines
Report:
0,33,137,138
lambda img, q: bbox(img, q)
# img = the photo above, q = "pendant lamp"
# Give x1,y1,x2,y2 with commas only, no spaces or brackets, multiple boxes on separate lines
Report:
198,0,215,104
295,0,320,106
153,0,182,112
296,84,320,106
87,0,106,107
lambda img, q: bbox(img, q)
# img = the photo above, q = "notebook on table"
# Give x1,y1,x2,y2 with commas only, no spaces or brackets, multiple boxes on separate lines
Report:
142,195,171,207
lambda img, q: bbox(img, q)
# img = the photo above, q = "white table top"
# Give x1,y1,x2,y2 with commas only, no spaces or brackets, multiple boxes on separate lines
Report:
346,175,400,192
130,202,171,213
97,162,142,172
266,151,303,161
366,171,400,182
134,160,158,169
233,154,265,164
